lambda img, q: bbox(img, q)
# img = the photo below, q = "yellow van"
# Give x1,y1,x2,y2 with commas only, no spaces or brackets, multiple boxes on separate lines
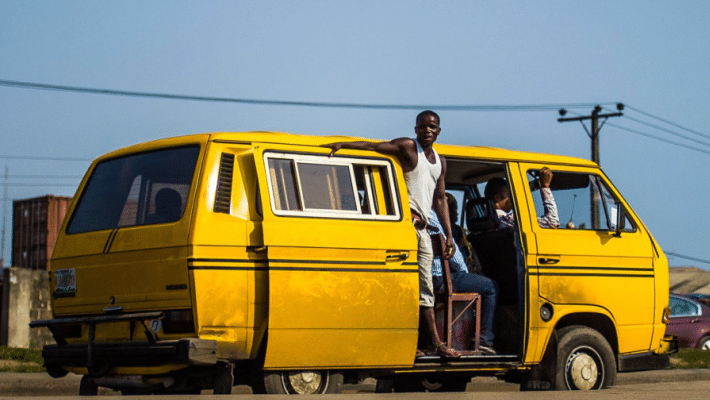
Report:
32,131,676,394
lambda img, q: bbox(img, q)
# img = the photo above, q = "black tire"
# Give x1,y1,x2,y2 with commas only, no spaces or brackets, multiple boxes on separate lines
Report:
213,362,234,394
392,376,424,392
392,376,468,392
697,336,710,350
79,375,98,396
554,325,616,390
263,370,343,394
374,378,394,393
424,377,469,392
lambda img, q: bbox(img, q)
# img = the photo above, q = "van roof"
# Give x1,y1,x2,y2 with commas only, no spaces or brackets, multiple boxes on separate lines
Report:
102,131,598,168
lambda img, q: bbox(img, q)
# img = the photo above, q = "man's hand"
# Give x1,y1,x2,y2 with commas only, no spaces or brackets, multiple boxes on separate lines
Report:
444,237,455,260
539,167,553,188
322,143,343,157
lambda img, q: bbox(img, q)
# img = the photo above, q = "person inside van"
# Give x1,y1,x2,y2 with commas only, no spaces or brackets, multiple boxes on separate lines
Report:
147,188,182,224
324,110,460,358
485,167,559,229
446,193,479,272
429,211,498,355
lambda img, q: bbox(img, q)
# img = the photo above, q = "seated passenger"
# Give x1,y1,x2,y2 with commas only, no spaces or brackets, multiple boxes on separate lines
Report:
148,188,182,224
446,193,480,273
429,211,498,355
484,167,559,229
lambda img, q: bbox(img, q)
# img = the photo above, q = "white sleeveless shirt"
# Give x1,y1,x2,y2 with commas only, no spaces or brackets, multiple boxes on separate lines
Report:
404,140,441,224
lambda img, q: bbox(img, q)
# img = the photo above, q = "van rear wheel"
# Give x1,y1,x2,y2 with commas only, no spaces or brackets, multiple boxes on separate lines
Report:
554,326,616,390
79,375,98,396
263,370,343,394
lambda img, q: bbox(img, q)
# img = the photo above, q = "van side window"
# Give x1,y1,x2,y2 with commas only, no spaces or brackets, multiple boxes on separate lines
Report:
264,152,400,220
298,163,358,211
527,170,635,232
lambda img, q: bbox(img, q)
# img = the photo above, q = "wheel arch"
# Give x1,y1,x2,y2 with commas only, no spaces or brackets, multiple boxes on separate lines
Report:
553,312,618,356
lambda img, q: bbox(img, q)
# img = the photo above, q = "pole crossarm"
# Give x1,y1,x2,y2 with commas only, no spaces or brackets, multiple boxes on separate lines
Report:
557,111,623,122
557,104,624,166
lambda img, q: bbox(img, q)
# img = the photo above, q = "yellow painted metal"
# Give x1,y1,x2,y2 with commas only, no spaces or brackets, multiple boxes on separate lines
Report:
515,161,665,361
251,142,419,369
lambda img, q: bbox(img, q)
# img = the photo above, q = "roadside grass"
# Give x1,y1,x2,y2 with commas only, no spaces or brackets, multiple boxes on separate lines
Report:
0,346,45,373
670,349,710,369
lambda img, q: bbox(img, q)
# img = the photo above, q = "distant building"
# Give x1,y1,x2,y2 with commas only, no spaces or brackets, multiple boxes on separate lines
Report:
12,195,72,270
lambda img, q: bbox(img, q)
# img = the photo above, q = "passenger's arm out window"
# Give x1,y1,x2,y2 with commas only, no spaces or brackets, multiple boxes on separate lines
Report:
527,170,635,232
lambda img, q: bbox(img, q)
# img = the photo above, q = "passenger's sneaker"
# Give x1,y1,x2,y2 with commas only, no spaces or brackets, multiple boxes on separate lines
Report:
479,344,497,355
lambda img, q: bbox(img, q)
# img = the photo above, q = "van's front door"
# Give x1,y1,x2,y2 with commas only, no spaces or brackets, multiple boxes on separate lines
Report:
252,144,419,369
515,162,656,354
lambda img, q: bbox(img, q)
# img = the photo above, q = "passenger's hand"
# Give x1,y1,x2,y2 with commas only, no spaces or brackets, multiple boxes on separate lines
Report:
539,167,553,188
322,143,342,157
444,237,455,260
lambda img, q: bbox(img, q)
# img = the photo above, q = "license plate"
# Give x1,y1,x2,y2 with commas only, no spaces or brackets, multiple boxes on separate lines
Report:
53,268,76,298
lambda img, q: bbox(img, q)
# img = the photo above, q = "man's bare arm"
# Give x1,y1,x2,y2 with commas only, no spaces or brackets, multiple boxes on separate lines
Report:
432,155,455,259
323,138,417,170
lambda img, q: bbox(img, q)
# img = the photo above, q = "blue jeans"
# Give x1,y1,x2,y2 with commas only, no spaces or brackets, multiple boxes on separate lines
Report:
434,272,498,346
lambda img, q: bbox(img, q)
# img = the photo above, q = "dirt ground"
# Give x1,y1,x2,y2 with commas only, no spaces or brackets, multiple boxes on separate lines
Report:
0,369,709,396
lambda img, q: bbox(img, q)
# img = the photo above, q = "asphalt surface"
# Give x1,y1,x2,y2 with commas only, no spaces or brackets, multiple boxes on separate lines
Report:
0,368,709,397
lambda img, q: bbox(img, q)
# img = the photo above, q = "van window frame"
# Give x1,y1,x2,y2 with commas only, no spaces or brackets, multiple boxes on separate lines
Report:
262,151,402,221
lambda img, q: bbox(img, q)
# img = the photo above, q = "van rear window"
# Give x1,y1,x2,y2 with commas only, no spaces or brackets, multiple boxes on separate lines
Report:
66,146,200,234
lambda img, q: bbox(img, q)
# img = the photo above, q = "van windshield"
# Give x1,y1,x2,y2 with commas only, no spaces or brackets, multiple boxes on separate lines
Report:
66,145,200,234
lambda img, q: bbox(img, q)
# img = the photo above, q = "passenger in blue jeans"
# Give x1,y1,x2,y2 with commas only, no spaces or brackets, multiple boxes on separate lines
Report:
428,211,498,355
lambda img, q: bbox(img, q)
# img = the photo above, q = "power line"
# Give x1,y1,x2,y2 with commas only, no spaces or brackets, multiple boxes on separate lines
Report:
0,79,616,111
7,174,82,179
626,105,710,141
666,251,710,266
605,121,710,156
0,154,91,162
606,107,710,149
3,183,78,187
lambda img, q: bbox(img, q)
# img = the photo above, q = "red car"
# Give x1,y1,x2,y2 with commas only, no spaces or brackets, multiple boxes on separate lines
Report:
682,293,710,308
666,294,710,350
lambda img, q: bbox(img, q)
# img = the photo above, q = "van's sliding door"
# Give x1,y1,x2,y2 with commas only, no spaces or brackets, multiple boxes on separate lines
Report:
252,144,419,369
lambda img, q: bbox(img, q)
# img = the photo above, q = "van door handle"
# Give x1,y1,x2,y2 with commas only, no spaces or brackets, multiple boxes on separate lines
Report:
539,257,560,265
386,252,409,262
247,246,267,253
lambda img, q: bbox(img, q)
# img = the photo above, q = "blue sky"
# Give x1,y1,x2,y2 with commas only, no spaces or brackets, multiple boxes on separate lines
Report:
1,1,709,269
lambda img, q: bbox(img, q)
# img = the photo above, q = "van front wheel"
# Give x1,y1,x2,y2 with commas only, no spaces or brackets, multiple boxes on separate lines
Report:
263,370,343,394
554,326,616,390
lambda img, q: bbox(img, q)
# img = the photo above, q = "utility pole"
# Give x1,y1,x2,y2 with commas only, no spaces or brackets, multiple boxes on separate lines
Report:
1,166,7,268
558,103,624,165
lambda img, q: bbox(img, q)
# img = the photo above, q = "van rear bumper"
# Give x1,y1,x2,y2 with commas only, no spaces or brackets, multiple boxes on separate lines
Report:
42,339,218,369
31,312,217,377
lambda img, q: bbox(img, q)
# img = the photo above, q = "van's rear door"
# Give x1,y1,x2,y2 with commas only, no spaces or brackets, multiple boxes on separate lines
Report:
52,141,206,317
252,143,419,369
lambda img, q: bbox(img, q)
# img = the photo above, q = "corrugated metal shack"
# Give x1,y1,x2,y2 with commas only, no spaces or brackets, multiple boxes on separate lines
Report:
12,195,72,270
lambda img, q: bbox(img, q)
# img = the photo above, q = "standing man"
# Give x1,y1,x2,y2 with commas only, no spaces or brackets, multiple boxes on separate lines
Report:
324,110,459,358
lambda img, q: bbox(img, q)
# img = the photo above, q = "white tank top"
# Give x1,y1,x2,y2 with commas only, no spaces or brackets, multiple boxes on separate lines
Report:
404,140,441,224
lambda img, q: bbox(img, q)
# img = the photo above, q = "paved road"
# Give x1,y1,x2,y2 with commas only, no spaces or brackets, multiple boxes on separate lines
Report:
1,369,709,398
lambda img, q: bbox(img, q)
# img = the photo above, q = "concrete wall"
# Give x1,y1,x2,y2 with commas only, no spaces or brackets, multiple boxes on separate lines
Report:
0,267,53,349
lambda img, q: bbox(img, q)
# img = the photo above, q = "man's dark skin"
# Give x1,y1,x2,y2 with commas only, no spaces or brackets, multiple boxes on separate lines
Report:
324,113,458,357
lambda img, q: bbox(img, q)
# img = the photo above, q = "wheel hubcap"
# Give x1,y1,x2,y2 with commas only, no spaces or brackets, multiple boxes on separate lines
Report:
565,347,603,390
285,371,325,394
